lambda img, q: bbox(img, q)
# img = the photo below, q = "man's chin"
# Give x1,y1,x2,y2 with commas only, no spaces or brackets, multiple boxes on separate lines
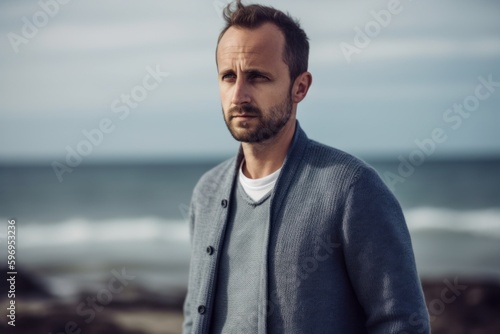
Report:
229,129,260,143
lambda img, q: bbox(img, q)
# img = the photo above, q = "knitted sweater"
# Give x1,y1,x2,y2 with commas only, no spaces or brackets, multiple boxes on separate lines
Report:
183,121,430,334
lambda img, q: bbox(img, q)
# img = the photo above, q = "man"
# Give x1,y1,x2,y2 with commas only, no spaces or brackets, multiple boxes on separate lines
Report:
183,1,430,333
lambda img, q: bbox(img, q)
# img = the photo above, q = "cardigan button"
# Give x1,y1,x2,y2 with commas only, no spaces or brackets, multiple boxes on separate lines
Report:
198,305,206,314
221,199,228,208
206,246,215,255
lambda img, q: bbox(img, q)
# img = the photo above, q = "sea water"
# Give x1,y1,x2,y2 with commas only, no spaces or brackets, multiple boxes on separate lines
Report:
1,158,499,298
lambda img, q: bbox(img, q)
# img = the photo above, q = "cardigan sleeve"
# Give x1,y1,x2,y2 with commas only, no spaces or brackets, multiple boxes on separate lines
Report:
341,166,430,334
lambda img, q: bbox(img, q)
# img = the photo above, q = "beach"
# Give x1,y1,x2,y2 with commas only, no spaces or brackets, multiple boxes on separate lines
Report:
1,270,500,333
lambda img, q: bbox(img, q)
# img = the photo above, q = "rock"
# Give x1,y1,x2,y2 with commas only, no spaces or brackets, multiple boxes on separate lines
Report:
422,279,500,334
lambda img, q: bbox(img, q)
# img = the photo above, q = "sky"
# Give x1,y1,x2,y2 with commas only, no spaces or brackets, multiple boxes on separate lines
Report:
0,0,499,163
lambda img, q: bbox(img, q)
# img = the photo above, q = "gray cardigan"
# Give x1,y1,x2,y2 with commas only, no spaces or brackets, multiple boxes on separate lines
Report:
183,122,430,333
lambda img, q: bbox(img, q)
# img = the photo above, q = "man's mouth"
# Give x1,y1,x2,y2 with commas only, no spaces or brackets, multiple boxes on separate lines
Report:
229,105,261,120
232,114,257,119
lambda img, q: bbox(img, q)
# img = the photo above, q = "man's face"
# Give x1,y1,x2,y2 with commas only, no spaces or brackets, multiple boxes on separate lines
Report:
217,23,294,143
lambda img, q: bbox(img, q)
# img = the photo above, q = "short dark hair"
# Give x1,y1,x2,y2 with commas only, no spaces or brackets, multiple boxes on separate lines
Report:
217,0,309,83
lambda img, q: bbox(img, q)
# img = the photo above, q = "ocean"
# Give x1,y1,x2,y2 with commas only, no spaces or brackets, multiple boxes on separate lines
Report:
1,158,499,299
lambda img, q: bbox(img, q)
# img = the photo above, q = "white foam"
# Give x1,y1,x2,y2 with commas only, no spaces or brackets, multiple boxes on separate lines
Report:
0,217,189,249
1,208,499,250
404,207,500,239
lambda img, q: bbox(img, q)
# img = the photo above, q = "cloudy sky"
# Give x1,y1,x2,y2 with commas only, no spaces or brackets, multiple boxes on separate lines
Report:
0,0,499,163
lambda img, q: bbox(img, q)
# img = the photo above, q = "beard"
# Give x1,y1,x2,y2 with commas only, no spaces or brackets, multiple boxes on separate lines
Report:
222,92,293,143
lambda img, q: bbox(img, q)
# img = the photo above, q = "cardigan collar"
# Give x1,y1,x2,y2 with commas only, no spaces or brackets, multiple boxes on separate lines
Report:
229,119,309,228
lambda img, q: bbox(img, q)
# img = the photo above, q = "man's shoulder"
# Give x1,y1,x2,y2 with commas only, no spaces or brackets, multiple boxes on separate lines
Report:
303,138,372,180
300,138,394,200
192,156,236,197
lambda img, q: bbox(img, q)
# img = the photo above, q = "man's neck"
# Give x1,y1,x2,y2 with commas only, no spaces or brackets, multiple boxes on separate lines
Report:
240,119,296,179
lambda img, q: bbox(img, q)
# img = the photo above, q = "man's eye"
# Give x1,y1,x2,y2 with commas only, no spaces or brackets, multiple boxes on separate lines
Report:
249,74,268,81
222,74,236,80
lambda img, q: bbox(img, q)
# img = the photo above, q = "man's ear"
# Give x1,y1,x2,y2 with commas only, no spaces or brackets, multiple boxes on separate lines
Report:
292,71,313,104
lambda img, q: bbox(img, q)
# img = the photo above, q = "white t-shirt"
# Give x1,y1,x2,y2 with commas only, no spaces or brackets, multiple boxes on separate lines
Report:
238,160,282,202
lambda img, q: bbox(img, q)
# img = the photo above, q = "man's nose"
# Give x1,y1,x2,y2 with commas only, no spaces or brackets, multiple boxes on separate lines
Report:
231,78,251,105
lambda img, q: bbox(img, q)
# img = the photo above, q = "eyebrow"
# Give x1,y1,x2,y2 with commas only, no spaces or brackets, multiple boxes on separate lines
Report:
219,68,273,78
219,69,235,77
